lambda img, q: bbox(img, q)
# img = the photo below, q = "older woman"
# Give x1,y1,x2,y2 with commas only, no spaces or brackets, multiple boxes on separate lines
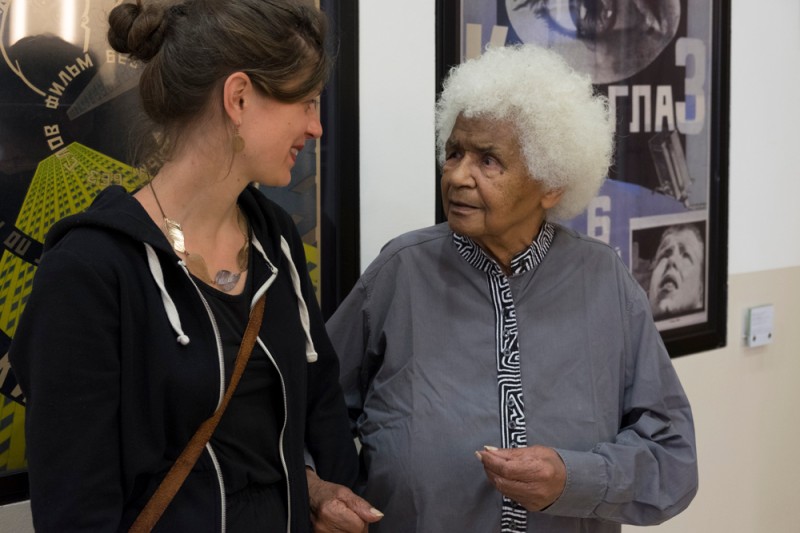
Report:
327,45,697,532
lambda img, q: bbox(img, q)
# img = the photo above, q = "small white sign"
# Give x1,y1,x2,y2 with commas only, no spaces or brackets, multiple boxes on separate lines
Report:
746,305,774,347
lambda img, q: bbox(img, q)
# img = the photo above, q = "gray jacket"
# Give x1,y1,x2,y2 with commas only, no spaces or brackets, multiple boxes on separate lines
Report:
328,223,697,532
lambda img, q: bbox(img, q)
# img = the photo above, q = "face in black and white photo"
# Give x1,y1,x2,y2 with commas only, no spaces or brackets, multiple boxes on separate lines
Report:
648,224,704,318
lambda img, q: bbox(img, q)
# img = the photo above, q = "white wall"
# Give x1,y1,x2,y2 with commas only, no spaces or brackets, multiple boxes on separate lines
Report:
727,1,800,274
359,0,437,271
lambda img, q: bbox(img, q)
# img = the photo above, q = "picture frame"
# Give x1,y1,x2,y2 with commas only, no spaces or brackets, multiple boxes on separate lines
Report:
0,0,359,505
435,0,729,358
318,0,361,319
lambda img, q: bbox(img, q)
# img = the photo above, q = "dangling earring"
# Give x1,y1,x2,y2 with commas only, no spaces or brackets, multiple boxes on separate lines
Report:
232,125,245,154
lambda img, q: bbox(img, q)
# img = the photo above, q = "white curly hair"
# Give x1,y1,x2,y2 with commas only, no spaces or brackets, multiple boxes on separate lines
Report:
436,44,614,220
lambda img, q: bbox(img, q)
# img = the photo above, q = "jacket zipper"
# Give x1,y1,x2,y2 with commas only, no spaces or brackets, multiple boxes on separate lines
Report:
258,338,292,533
180,239,283,533
249,258,291,533
182,266,228,533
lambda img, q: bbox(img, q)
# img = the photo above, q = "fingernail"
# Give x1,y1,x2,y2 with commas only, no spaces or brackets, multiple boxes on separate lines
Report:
475,451,483,461
484,445,499,451
370,507,384,517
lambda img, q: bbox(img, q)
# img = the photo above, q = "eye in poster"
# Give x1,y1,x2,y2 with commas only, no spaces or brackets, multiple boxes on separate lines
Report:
436,0,729,357
0,0,359,504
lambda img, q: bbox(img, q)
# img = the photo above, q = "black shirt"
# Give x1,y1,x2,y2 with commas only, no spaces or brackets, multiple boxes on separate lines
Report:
200,247,285,495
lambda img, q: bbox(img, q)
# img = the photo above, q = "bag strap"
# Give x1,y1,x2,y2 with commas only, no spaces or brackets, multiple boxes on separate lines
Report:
129,293,267,532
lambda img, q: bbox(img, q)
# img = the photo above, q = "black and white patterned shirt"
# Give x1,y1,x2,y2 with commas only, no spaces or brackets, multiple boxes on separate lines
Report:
453,221,556,533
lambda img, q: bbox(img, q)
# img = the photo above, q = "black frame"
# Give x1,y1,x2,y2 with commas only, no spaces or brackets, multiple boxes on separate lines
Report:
0,471,27,507
435,0,729,358
320,0,361,320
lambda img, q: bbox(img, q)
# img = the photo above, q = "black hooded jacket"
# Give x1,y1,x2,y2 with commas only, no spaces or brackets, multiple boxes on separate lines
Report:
9,185,357,532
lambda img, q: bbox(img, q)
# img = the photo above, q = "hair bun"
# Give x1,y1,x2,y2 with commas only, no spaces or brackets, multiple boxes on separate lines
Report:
107,2,172,62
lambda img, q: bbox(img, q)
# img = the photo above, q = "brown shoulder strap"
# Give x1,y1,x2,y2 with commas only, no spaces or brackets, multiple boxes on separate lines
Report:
129,293,267,532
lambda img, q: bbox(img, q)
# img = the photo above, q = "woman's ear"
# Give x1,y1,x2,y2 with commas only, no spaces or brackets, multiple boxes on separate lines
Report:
542,188,565,210
223,72,251,123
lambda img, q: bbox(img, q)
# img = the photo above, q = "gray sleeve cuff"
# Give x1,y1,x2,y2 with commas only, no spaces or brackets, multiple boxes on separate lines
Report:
541,448,607,518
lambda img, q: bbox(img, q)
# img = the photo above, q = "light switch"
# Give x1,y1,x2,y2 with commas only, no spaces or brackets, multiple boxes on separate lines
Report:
746,305,774,347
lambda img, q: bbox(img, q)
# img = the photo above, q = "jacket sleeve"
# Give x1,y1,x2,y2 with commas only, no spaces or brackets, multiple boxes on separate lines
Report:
281,227,359,488
9,247,124,531
324,278,372,434
544,274,698,525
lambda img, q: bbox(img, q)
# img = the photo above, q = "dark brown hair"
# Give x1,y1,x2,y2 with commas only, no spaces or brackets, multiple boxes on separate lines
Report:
107,0,330,167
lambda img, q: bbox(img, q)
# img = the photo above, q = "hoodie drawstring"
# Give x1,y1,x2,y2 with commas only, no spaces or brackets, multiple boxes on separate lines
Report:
144,237,317,363
280,236,318,363
144,243,191,345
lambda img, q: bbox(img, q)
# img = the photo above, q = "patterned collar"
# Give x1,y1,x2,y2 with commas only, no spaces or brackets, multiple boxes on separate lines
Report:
452,221,556,276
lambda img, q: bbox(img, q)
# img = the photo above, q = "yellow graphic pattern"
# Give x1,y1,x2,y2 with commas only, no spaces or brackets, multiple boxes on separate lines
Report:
0,142,146,472
303,242,320,301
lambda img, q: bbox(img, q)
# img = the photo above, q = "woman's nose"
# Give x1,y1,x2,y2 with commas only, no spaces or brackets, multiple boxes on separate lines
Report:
447,157,476,187
307,115,323,139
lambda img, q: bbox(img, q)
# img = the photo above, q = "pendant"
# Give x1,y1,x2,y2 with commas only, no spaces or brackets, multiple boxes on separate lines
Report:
184,254,209,283
214,270,241,292
164,217,186,254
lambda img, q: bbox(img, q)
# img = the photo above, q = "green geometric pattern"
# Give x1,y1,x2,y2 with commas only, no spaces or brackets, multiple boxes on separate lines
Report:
0,142,146,472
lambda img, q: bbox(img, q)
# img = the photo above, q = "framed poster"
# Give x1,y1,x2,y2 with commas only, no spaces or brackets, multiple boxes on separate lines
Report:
436,0,729,358
0,0,358,505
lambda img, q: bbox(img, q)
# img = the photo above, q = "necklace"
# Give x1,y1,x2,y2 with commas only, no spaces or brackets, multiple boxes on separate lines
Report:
149,181,249,292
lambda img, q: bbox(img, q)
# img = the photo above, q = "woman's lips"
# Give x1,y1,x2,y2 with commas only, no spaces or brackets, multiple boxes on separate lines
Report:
448,199,478,215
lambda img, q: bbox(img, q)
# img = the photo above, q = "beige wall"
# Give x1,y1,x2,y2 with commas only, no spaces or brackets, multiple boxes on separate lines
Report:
624,267,800,532
0,501,30,532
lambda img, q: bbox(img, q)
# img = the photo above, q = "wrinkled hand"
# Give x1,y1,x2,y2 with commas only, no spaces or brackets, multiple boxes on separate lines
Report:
476,445,566,512
306,468,383,533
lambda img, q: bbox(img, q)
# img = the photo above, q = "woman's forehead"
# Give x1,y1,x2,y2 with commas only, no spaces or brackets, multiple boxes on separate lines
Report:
660,229,703,253
448,114,519,146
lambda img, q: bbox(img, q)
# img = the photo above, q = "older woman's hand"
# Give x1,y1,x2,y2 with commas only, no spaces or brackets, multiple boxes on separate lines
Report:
476,445,567,512
306,468,384,533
